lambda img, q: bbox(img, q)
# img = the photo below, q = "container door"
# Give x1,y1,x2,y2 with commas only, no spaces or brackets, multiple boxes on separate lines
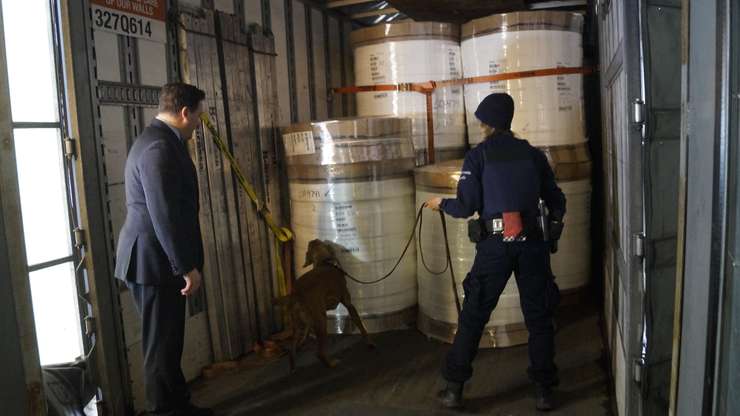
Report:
597,0,649,414
637,0,682,414
711,2,740,414
1,0,98,412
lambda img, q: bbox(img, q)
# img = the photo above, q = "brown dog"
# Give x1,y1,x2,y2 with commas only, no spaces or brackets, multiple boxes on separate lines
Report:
274,239,374,371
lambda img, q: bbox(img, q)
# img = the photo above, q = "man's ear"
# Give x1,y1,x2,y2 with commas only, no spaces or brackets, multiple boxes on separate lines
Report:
180,106,190,121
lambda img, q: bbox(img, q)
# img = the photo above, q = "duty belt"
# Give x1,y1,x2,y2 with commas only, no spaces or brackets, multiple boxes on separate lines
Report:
483,218,505,235
482,217,540,240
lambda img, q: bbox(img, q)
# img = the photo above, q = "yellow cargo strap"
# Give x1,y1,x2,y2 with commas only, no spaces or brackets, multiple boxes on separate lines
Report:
200,113,293,296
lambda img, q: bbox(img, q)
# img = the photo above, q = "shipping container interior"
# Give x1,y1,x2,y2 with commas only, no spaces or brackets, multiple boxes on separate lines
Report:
2,0,740,415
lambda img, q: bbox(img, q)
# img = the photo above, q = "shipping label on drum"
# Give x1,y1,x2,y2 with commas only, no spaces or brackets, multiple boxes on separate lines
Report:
487,60,506,92
368,52,389,83
91,0,167,43
283,131,316,156
447,47,461,78
556,61,575,112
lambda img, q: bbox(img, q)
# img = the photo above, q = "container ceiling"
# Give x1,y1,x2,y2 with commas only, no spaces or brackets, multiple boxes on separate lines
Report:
320,0,588,26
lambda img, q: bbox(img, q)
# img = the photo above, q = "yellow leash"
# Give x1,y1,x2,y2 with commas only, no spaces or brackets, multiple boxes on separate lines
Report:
200,113,293,296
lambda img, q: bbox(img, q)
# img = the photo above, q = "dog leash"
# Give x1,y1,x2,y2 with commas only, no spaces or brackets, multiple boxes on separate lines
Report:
330,203,462,314
199,113,461,314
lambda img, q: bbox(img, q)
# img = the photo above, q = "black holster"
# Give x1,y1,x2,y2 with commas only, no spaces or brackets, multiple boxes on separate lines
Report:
467,218,486,243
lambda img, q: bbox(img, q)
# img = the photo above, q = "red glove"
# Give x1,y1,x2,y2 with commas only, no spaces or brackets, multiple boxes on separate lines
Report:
503,211,523,241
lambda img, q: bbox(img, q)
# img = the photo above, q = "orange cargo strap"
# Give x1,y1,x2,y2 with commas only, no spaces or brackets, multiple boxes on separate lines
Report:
332,66,595,164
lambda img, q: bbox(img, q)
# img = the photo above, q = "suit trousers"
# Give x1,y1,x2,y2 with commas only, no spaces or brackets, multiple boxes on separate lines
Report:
127,281,190,413
442,237,559,387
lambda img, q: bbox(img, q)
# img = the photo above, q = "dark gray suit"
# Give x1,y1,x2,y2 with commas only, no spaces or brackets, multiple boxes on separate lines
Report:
115,118,204,413
115,118,203,285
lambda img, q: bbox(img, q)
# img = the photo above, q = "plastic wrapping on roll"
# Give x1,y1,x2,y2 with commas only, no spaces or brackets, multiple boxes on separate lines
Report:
282,118,415,168
289,177,414,202
283,117,418,331
352,22,466,164
550,179,592,290
538,143,592,181
461,11,586,146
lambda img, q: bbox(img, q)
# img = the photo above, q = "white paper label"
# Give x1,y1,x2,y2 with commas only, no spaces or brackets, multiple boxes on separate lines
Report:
282,131,316,156
91,2,167,44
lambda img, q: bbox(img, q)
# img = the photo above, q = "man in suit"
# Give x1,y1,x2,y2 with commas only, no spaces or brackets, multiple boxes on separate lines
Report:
115,83,212,416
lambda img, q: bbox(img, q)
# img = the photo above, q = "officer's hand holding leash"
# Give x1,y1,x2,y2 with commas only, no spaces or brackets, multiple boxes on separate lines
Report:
425,197,443,211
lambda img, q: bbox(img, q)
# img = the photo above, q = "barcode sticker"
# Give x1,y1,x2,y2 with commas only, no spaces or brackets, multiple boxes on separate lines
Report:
283,131,316,156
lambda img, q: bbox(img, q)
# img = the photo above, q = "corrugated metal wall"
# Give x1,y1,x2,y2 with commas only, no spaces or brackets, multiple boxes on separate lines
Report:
598,1,628,415
246,0,356,125
86,0,355,410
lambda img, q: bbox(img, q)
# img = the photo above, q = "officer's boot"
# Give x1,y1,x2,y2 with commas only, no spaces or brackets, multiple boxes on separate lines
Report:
437,381,464,409
534,384,555,411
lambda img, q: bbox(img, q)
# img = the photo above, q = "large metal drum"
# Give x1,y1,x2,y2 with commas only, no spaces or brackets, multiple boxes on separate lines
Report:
351,22,467,165
461,11,585,146
282,117,418,333
414,145,591,347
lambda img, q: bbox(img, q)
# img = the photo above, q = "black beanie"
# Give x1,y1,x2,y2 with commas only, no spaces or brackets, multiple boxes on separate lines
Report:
475,93,515,130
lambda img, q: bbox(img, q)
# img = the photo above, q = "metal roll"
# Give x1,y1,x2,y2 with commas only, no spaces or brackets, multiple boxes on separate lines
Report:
550,178,591,290
352,22,466,165
461,11,586,146
283,117,418,333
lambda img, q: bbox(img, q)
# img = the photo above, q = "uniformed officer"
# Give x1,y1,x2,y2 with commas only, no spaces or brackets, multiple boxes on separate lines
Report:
425,93,566,411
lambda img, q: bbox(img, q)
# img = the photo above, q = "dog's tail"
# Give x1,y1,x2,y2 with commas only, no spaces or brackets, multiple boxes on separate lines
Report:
272,295,293,306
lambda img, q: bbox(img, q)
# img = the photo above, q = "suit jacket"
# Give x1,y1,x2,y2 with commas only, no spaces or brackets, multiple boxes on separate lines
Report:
114,119,204,286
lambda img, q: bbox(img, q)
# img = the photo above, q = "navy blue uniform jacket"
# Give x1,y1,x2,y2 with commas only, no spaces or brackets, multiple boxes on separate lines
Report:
441,132,566,221
114,119,204,286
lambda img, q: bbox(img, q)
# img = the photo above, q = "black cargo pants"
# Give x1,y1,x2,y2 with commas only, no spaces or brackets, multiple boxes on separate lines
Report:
443,237,559,387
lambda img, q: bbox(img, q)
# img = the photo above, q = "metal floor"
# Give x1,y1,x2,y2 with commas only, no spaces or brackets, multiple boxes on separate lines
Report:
191,301,612,416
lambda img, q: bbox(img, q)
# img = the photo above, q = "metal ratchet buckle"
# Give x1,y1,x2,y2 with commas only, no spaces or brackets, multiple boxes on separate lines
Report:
491,218,504,233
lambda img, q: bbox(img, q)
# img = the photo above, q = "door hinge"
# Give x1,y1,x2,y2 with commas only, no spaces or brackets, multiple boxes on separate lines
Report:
633,233,646,259
64,136,77,159
73,227,86,249
632,99,646,125
84,315,96,336
633,359,646,384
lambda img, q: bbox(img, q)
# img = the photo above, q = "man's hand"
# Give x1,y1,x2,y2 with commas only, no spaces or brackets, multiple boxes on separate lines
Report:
182,268,202,296
425,197,443,211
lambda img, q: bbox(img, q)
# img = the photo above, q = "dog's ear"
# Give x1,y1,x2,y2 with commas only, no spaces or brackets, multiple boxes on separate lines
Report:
303,240,316,267
324,240,338,260
303,250,313,268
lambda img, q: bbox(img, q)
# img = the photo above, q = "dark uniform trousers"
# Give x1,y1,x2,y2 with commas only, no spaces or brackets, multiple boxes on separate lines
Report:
443,237,558,387
127,280,190,413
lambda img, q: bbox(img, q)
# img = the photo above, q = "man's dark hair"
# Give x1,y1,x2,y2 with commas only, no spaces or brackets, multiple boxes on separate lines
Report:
158,83,206,115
